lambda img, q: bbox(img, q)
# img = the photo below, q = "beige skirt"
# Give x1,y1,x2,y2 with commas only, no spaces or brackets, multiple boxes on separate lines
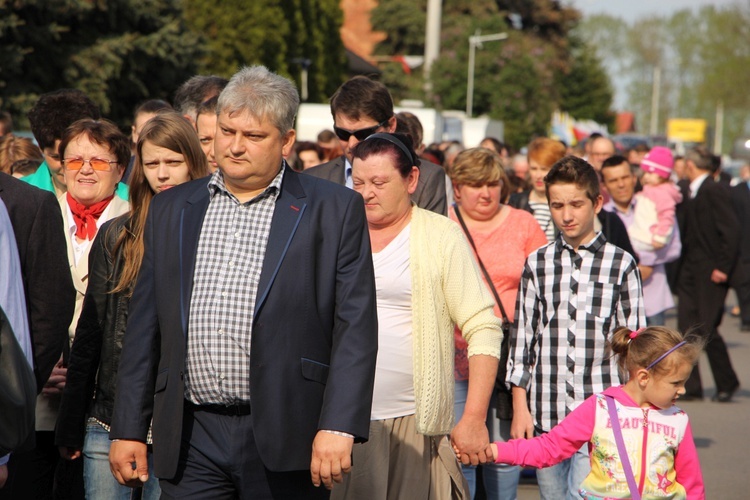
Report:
330,414,469,500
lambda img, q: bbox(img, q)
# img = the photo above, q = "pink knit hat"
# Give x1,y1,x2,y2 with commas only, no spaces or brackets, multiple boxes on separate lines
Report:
640,146,673,179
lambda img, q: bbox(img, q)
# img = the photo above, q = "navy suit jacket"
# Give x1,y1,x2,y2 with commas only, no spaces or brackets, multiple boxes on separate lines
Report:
679,175,739,277
110,167,378,479
730,182,750,284
0,173,74,391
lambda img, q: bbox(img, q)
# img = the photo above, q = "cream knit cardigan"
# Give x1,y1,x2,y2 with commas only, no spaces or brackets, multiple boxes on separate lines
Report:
409,206,503,435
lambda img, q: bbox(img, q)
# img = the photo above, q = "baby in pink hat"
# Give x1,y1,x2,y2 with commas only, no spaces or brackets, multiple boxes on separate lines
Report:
629,147,683,252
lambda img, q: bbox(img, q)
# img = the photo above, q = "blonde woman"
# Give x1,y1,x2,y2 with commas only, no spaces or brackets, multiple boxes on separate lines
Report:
449,148,547,499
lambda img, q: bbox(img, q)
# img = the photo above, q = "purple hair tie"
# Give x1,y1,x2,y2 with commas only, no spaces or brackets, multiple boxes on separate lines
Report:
647,341,687,370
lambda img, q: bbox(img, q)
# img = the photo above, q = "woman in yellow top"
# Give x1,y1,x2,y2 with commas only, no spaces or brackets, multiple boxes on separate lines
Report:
331,133,503,500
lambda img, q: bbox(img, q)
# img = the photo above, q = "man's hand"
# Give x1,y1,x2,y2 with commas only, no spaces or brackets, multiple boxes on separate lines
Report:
59,446,82,461
42,359,67,396
510,408,534,440
109,439,149,487
450,415,491,466
310,431,353,490
0,464,7,489
638,265,653,282
711,269,728,284
510,386,534,439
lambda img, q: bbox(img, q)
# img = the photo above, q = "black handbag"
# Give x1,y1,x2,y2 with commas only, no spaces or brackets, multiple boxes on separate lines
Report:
0,305,36,455
453,205,514,420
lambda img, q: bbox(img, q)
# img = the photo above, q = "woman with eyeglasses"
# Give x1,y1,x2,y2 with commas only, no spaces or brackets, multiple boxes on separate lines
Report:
56,113,209,499
27,118,131,498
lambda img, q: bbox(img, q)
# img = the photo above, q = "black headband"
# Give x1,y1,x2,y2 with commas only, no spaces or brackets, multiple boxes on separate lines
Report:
364,133,419,167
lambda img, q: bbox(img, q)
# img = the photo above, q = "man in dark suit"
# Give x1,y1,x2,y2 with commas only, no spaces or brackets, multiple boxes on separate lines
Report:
0,173,73,391
305,76,446,215
0,173,75,497
730,163,750,331
677,146,740,402
109,66,378,498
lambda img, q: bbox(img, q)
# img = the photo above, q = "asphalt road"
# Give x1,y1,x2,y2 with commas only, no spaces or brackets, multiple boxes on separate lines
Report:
512,303,750,499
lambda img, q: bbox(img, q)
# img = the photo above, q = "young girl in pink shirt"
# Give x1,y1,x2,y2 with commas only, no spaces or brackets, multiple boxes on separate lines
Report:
478,326,706,499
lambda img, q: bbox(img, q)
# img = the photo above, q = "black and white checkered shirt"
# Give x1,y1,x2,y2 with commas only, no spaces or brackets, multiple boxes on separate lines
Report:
185,167,284,405
507,232,645,432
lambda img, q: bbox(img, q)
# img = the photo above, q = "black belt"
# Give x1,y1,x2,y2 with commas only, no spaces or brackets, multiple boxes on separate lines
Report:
185,400,252,416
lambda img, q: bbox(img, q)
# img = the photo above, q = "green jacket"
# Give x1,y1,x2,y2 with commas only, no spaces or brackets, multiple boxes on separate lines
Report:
21,162,129,201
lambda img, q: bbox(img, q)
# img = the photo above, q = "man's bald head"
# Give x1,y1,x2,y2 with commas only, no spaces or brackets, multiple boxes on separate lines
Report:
588,136,615,171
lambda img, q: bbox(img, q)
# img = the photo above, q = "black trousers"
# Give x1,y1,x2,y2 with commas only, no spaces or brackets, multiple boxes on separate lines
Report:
677,264,740,396
159,407,330,500
732,261,750,325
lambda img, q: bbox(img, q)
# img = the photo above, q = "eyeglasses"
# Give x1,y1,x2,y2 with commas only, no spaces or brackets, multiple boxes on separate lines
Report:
333,118,390,142
62,157,118,171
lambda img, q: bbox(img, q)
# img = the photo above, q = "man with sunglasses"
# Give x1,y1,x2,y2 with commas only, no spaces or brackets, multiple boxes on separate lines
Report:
306,76,446,215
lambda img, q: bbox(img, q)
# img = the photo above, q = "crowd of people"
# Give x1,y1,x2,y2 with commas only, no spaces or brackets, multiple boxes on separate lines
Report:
0,65,745,500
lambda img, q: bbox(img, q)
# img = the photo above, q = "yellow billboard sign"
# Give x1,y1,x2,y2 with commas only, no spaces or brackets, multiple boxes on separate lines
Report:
667,118,707,143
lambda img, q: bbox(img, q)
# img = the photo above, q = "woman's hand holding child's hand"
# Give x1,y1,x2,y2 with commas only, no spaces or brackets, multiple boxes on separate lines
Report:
454,443,499,463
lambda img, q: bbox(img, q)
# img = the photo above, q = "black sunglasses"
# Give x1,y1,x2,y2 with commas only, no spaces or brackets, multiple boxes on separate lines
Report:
334,118,390,142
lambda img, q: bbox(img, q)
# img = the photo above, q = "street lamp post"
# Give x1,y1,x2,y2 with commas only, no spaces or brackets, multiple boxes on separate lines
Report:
466,31,507,118
292,58,312,102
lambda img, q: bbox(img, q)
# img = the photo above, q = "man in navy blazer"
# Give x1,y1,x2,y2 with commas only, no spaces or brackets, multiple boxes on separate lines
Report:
731,165,750,330
305,76,447,215
109,66,378,498
677,146,740,402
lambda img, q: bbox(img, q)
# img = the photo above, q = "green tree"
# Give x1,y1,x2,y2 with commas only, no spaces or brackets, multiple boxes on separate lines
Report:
579,4,750,153
369,0,428,103
557,35,614,128
369,0,609,149
371,0,426,56
183,0,347,103
281,0,348,102
0,0,202,129
183,0,288,76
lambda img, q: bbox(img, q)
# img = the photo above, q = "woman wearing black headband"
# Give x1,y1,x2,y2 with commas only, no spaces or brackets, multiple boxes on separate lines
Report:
330,133,503,499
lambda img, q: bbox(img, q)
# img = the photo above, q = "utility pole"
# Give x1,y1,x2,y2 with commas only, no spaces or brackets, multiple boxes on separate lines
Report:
466,31,507,118
292,58,311,102
715,100,724,154
424,0,442,97
649,65,661,136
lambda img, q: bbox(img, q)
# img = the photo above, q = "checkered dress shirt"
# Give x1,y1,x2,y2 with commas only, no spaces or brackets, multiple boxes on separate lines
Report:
184,167,284,405
507,232,645,432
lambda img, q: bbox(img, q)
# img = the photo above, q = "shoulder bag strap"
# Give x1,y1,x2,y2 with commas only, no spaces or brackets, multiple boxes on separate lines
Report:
605,395,642,500
453,203,510,325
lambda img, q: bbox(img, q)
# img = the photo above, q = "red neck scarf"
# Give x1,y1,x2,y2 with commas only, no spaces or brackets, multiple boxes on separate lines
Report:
66,192,114,240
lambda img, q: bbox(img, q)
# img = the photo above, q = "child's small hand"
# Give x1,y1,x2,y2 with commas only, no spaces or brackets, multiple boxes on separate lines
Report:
480,443,498,462
651,239,665,249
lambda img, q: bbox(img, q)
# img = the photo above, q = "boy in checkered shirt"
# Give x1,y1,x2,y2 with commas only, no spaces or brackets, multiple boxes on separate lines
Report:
507,155,646,499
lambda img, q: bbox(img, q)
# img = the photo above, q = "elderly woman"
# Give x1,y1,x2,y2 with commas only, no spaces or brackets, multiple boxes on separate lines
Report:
56,113,209,499
449,148,547,499
30,118,130,497
58,119,131,341
331,133,503,500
